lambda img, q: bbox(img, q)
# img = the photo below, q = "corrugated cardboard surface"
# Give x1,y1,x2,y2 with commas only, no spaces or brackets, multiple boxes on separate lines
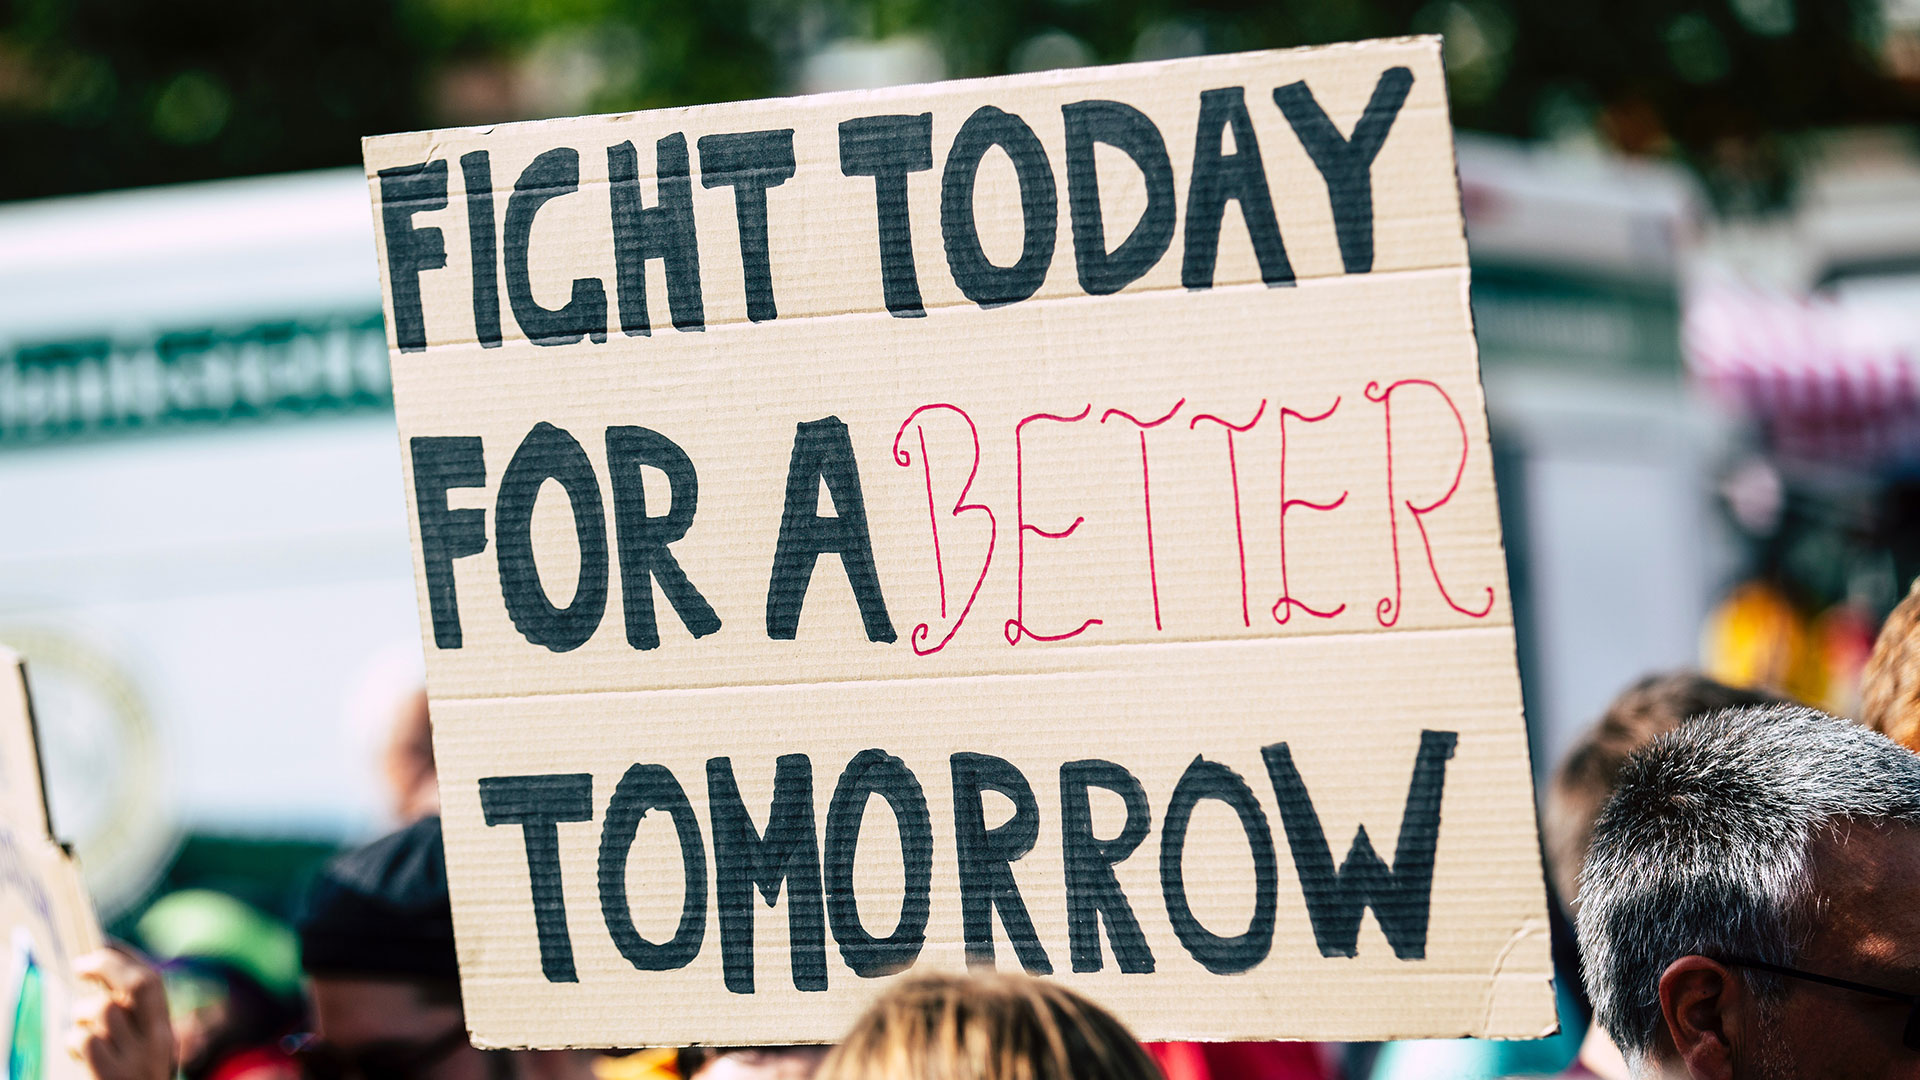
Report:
0,653,104,1078
363,37,1555,1046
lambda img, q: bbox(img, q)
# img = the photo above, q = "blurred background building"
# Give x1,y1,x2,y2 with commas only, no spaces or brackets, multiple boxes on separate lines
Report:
0,0,1915,1071
0,171,409,924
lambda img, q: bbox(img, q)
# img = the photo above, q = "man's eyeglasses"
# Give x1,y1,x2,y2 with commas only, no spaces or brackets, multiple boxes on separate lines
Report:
1716,955,1920,1050
286,1025,471,1080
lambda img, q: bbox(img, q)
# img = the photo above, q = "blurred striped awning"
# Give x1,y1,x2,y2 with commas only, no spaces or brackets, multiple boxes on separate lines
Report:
1684,279,1920,465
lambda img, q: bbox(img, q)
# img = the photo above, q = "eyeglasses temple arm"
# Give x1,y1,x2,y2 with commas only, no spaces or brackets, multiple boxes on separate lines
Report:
1718,955,1919,1004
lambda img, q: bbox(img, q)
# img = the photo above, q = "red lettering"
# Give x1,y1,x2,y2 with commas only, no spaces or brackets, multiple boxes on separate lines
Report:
1272,397,1348,624
1189,400,1266,627
1366,379,1495,627
893,404,996,656
1100,399,1185,631
1005,405,1101,645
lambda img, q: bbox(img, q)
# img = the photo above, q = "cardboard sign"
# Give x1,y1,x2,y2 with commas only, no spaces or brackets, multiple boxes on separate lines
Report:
363,36,1554,1046
0,652,103,1080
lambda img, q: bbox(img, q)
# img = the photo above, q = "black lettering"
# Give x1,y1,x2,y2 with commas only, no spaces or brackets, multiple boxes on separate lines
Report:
1181,87,1294,290
598,763,707,971
824,750,932,977
1273,67,1415,275
838,114,933,318
495,422,609,652
478,773,593,983
940,106,1057,308
504,148,609,346
1059,759,1154,974
608,135,705,335
1263,729,1457,959
766,417,895,643
708,755,827,993
950,752,1051,974
1160,756,1278,975
1061,101,1174,296
459,151,502,348
697,130,796,323
378,160,448,353
410,436,487,649
605,426,720,650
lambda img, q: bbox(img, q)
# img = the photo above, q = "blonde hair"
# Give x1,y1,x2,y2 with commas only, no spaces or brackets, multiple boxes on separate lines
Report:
817,973,1162,1080
1863,576,1920,751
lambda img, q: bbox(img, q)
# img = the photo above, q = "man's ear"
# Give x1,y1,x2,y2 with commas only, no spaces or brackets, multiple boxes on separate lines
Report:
1657,956,1746,1080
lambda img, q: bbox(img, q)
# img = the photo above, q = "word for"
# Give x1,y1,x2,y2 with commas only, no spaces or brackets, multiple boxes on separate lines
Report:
377,69,1415,350
480,730,1457,990
412,381,1490,654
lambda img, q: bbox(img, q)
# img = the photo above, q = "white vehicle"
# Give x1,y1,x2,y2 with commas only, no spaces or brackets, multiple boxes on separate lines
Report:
0,169,416,913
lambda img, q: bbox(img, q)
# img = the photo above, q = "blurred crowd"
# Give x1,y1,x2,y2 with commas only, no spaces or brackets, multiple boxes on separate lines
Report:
56,575,1920,1080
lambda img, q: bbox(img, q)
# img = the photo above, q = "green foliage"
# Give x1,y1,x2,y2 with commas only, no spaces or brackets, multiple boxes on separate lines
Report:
0,0,1910,201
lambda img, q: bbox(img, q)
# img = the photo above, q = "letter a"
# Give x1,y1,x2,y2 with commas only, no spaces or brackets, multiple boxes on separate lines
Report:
767,417,897,642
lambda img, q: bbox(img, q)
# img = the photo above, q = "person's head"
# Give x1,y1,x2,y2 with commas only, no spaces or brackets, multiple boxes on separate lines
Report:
816,972,1160,1080
295,817,589,1080
1578,704,1920,1079
137,888,305,1079
1543,672,1784,909
384,688,439,822
1863,576,1920,752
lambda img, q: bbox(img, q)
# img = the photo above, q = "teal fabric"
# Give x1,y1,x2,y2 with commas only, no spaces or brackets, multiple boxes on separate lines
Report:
1368,979,1584,1079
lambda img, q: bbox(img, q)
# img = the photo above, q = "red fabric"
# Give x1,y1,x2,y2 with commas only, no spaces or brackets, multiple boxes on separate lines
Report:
1144,1042,1332,1080
207,1045,300,1080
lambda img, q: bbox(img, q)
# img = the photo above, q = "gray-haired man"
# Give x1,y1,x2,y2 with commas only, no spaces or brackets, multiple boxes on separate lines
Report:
1579,704,1920,1078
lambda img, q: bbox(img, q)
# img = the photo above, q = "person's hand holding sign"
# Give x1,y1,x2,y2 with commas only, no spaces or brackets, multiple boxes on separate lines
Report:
69,948,175,1080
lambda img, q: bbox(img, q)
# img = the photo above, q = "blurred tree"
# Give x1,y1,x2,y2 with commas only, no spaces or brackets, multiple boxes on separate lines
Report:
0,0,1912,203
0,0,422,196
